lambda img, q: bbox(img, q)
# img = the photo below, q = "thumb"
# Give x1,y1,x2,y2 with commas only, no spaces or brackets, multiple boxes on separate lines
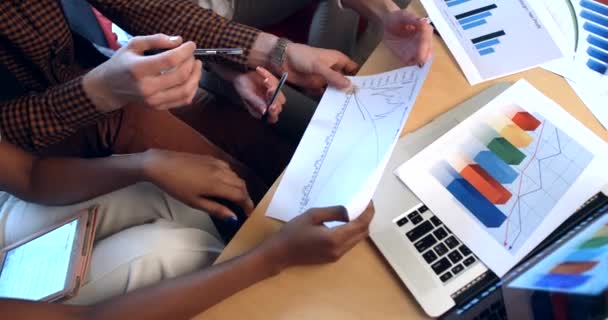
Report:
310,206,350,225
315,64,351,89
128,34,183,53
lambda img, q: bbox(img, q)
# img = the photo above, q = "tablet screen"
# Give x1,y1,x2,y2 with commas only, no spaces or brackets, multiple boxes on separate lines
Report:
0,219,79,300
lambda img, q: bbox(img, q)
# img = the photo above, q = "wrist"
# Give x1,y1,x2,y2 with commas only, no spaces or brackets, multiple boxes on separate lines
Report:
255,237,291,276
140,149,168,184
83,65,122,113
249,32,279,70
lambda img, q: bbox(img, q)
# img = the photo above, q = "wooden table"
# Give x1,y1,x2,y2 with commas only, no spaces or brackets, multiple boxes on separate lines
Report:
195,2,608,319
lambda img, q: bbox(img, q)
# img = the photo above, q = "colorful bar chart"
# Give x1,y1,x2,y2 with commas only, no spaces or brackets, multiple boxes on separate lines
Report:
433,109,542,229
455,4,497,31
580,0,608,75
472,31,506,56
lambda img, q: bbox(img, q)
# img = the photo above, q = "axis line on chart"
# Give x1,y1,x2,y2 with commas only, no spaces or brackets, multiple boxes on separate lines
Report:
508,128,563,249
503,121,547,248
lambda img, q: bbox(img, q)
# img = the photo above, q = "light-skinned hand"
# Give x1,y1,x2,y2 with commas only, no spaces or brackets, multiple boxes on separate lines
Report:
233,67,286,124
382,10,434,66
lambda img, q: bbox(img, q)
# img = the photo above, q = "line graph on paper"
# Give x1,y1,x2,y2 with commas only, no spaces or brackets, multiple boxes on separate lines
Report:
298,69,420,212
432,107,594,254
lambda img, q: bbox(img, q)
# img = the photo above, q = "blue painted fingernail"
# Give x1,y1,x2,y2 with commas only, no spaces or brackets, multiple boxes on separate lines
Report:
227,216,238,222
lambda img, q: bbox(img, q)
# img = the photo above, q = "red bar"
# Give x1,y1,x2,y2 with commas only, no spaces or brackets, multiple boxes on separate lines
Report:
512,112,541,131
460,164,512,204
595,0,608,6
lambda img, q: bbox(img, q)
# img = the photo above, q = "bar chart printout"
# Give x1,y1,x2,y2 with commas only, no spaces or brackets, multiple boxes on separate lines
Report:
579,0,608,75
421,0,564,83
431,106,593,253
510,212,608,295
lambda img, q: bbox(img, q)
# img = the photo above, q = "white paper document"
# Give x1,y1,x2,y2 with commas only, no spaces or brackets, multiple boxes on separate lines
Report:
395,80,608,276
540,0,608,127
266,64,431,222
422,0,566,84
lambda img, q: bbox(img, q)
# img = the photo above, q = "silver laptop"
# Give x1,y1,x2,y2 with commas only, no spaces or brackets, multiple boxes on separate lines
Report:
370,83,511,318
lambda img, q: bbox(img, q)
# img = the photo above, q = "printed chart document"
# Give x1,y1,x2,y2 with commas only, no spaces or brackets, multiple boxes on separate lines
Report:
266,64,431,222
540,0,608,128
422,0,566,84
395,80,608,276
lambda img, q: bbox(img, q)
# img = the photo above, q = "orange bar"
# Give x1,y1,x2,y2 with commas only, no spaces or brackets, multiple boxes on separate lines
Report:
460,164,512,204
550,261,598,275
512,112,541,131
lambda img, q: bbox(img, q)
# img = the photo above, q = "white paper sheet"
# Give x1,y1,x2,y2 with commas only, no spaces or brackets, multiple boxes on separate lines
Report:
422,0,566,84
540,0,608,129
266,64,432,222
395,80,608,276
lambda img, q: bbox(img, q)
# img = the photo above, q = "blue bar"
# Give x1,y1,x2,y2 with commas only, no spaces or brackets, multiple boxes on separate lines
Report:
588,46,608,63
534,274,590,290
446,178,507,228
479,47,495,56
462,19,487,30
588,34,608,51
581,9,608,28
474,151,519,184
458,11,492,25
587,59,608,74
447,0,471,7
584,22,608,39
475,38,500,50
581,0,608,17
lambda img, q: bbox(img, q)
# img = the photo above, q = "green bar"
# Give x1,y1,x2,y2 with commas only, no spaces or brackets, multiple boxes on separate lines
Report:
579,236,608,249
487,137,525,165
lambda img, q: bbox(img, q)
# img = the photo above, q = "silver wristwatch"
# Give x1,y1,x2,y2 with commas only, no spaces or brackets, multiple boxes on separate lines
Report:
270,37,292,73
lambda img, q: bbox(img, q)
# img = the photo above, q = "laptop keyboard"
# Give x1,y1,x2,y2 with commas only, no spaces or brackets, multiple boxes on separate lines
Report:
394,204,479,284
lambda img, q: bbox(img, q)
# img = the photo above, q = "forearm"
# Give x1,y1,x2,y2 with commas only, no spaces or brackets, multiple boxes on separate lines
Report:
340,0,399,22
24,153,147,206
88,245,281,320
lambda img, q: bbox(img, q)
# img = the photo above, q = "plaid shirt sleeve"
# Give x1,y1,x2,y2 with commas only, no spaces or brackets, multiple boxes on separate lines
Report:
88,0,261,70
0,77,105,152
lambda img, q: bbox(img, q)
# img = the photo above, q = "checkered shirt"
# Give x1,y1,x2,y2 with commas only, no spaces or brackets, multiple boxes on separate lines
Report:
0,0,260,151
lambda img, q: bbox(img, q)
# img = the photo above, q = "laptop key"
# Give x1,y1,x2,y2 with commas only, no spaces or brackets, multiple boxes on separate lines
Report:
434,243,448,256
411,215,423,225
440,271,453,283
463,256,476,267
451,264,464,275
407,211,419,220
433,227,448,240
423,250,438,264
459,245,472,256
448,251,463,263
430,216,442,227
446,236,459,249
419,205,429,213
396,216,409,227
431,257,452,275
414,234,438,253
406,221,433,242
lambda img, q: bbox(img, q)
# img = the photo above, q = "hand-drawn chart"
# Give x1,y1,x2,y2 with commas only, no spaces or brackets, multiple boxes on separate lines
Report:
267,64,431,222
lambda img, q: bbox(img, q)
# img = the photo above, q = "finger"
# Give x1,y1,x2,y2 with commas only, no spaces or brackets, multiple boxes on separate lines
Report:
242,91,267,117
140,41,196,74
147,60,201,109
331,204,375,243
268,93,285,124
197,198,238,220
313,63,351,89
337,58,359,76
147,56,196,93
256,66,276,82
336,226,370,257
127,34,182,53
309,206,350,225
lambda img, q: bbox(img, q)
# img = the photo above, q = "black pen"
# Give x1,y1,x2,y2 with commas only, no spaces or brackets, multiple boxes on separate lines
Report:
144,48,244,56
263,72,289,121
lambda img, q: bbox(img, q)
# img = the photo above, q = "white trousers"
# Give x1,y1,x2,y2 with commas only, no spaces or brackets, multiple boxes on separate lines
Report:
0,183,224,305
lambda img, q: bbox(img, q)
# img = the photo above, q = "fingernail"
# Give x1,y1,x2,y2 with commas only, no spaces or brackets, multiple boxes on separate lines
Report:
418,63,424,68
169,36,180,41
226,215,238,222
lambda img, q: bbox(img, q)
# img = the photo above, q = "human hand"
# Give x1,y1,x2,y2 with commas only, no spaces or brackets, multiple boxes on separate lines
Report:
281,43,359,92
233,67,286,124
142,149,254,220
382,10,434,66
83,34,202,112
260,204,374,271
